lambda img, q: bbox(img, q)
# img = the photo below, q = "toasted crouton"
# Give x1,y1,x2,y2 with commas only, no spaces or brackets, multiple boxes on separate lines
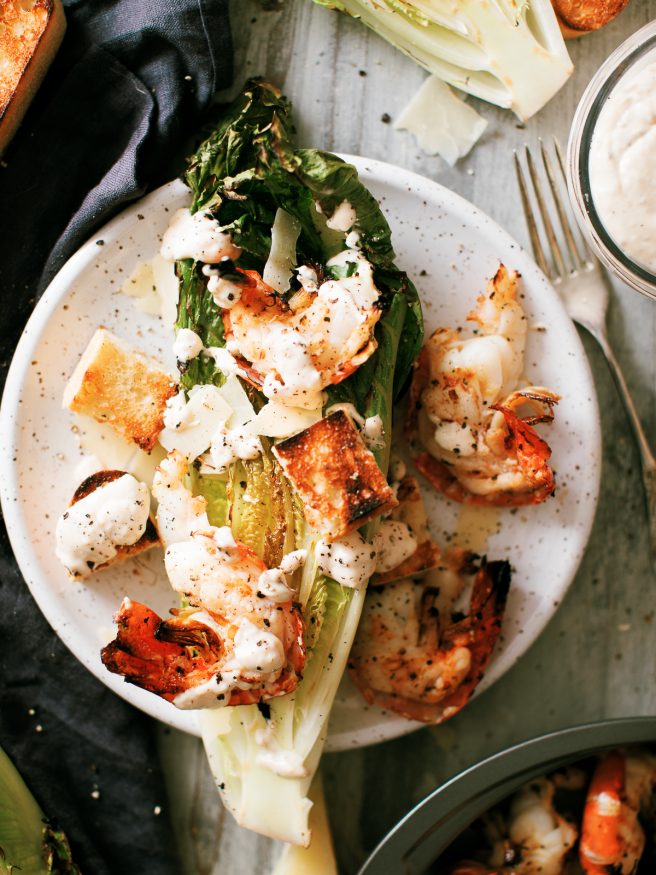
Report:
372,475,441,585
67,469,160,577
272,411,397,541
63,328,177,452
552,0,629,36
0,0,66,154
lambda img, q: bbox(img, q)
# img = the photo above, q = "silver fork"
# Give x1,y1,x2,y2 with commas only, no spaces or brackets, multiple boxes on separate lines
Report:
514,138,656,564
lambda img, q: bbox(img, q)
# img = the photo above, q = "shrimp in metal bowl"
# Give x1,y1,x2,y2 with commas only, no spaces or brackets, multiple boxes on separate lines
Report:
579,749,656,874
408,265,559,506
221,249,382,409
348,550,510,723
447,770,583,874
101,451,305,708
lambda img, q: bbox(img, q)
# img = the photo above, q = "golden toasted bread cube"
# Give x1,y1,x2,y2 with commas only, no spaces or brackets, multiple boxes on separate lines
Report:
66,470,159,578
372,475,441,585
273,410,397,541
63,328,177,452
0,0,66,155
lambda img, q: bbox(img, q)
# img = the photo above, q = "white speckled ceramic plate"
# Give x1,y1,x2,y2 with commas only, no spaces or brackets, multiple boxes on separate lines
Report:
0,157,600,752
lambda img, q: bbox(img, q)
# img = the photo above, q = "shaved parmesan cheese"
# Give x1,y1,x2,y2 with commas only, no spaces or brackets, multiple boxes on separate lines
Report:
394,76,487,166
121,261,161,315
73,414,165,488
152,254,180,325
120,255,179,325
159,385,233,460
247,400,322,439
217,376,257,430
263,208,301,293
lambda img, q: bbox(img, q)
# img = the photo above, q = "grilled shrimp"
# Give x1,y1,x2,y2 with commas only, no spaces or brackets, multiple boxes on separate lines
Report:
408,265,559,506
101,451,305,708
579,749,656,874
222,252,381,408
448,771,583,875
348,552,510,723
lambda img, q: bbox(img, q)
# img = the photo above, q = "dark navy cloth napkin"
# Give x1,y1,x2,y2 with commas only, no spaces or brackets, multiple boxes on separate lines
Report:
0,1,232,872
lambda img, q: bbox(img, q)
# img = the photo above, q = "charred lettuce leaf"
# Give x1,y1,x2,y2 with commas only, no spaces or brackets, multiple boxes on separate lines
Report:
174,78,424,846
176,78,422,408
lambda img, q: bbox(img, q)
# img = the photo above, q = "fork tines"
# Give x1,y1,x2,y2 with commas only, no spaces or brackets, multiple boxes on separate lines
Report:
513,138,593,282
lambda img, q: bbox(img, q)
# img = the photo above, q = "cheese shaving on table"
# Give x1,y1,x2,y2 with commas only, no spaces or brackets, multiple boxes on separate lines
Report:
394,75,487,165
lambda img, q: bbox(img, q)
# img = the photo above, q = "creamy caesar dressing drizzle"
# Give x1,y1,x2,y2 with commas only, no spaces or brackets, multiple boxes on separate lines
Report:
257,548,307,602
202,264,243,309
173,328,204,362
279,549,307,574
325,247,379,310
164,529,235,597
589,57,656,274
204,346,240,377
152,452,211,547
372,520,417,574
296,264,318,290
202,421,262,474
325,403,385,450
317,531,377,589
232,619,285,673
259,323,325,410
257,568,295,603
254,723,308,779
55,474,150,577
160,208,242,263
325,199,357,232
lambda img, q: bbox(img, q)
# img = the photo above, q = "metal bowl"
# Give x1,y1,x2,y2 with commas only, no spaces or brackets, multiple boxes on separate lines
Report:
358,717,656,875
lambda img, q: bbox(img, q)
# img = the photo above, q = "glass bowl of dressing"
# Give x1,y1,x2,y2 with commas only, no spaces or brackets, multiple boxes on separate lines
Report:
568,20,656,301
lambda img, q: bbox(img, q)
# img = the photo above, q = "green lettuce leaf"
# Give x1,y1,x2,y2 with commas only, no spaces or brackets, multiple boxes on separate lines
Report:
173,78,423,845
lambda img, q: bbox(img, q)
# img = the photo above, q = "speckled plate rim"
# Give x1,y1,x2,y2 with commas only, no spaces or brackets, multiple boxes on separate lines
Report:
0,155,601,752
358,717,656,875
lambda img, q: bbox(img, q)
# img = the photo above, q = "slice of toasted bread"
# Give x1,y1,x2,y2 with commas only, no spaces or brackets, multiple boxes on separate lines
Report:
552,0,629,36
66,469,159,578
63,328,177,452
0,0,66,154
273,410,397,542
372,475,441,585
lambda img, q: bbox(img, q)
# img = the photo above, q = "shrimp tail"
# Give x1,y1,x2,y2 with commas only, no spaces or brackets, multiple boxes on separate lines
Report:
436,559,511,721
351,559,510,724
101,598,223,702
414,408,556,507
579,751,639,874
494,406,556,503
